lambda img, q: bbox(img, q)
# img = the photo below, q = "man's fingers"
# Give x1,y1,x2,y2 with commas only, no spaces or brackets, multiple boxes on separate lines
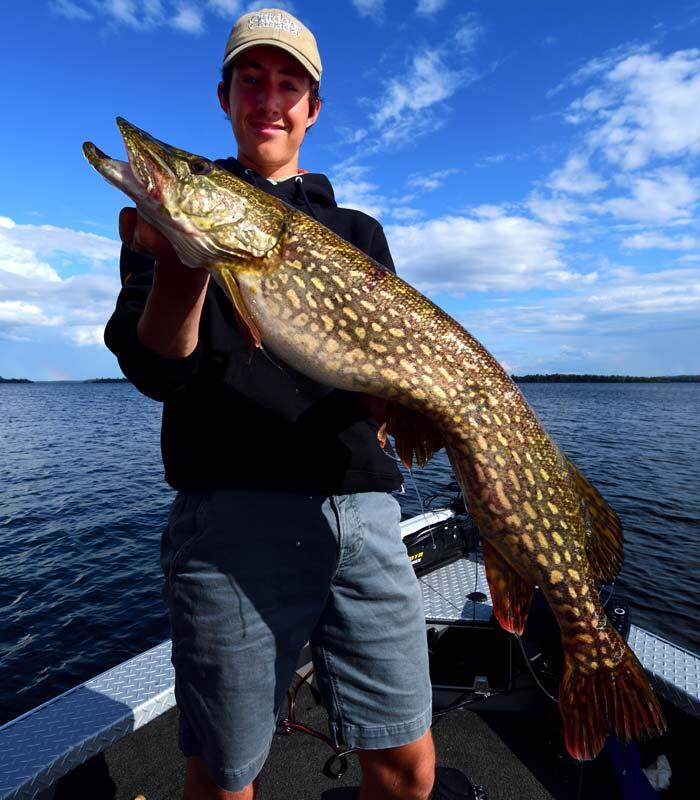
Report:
119,207,138,249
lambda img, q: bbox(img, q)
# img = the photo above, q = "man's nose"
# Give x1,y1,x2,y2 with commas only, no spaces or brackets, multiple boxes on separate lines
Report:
256,85,281,116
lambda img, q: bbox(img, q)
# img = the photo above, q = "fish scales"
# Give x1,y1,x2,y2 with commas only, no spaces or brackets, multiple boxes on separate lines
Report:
83,119,666,761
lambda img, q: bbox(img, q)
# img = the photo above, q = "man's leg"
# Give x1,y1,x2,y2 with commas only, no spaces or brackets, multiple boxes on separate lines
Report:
183,757,261,800
356,729,436,800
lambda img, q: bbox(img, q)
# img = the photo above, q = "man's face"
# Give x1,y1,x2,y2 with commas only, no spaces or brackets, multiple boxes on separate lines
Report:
218,45,320,178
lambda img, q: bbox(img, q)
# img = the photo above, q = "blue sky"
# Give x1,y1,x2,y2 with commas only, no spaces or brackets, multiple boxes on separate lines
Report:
2,0,700,379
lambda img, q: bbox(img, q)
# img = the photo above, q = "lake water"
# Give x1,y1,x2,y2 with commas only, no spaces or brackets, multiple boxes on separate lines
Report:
1,381,699,726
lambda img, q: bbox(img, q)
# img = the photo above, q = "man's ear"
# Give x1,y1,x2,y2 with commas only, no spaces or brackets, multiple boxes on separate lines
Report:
306,97,321,129
217,81,230,116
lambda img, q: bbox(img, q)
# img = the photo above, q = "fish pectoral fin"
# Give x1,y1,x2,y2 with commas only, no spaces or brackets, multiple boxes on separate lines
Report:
381,402,445,469
215,265,263,352
480,539,534,635
566,456,623,583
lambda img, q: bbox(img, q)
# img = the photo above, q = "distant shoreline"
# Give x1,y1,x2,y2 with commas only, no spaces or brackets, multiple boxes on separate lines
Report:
2,374,699,384
512,374,700,383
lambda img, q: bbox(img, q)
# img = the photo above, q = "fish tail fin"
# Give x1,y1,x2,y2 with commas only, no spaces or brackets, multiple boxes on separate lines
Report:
559,631,666,760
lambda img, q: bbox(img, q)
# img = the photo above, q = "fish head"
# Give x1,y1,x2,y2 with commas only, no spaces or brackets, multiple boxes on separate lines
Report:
82,118,287,270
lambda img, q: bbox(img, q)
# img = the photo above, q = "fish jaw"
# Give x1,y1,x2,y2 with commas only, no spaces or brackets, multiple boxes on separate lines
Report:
83,118,290,270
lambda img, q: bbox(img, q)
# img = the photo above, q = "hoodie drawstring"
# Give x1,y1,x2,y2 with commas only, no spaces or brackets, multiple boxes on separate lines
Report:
294,175,319,220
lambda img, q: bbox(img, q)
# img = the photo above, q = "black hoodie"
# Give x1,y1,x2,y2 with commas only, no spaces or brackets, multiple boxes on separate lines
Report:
104,157,403,494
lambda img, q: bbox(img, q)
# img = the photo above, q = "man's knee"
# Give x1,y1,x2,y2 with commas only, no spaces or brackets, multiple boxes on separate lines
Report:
183,756,261,800
357,729,436,800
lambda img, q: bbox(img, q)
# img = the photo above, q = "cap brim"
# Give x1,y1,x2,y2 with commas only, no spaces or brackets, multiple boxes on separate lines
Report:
223,40,321,83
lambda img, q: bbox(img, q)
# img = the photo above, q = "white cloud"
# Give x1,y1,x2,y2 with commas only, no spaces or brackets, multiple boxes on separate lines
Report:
70,325,107,346
207,0,241,16
621,232,700,250
416,0,447,16
0,216,121,346
170,4,203,33
368,49,467,149
352,0,384,21
385,210,587,293
526,193,585,225
51,0,93,20
548,154,606,195
333,166,387,217
408,169,458,192
595,167,699,224
575,50,700,171
455,14,483,54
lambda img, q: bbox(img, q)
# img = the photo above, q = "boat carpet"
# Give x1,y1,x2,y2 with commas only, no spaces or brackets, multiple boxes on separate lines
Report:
40,678,625,800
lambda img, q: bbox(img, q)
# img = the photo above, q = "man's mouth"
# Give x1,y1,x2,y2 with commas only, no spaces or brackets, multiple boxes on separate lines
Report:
249,121,286,133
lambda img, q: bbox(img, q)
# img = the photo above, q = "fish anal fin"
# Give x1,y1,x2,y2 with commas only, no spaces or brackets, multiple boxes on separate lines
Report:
481,539,534,635
215,265,263,352
566,457,624,583
381,402,445,469
560,630,666,760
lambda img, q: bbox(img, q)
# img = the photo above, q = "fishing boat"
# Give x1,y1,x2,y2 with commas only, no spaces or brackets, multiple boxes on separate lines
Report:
1,483,697,800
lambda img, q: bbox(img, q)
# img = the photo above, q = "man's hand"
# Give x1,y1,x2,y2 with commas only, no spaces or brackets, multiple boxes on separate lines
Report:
119,207,179,269
120,207,210,358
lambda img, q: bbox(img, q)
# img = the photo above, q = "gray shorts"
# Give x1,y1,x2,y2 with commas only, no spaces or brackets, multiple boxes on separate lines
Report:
160,489,433,793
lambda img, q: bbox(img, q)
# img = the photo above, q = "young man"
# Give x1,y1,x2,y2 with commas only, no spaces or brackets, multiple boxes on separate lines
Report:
106,8,436,799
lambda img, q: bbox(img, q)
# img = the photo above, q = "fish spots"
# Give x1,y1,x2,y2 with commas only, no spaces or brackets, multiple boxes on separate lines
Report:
515,430,525,443
332,275,346,288
371,322,382,333
577,633,594,644
381,368,399,381
431,385,448,399
495,455,506,467
293,313,309,327
552,552,561,565
323,297,334,310
265,278,279,291
540,468,550,481
388,327,404,338
552,532,564,546
522,533,534,551
508,470,521,491
338,330,352,342
361,362,376,375
305,293,318,309
495,481,512,510
286,289,301,309
321,315,334,332
506,514,522,528
345,348,364,363
354,326,366,339
477,435,488,451
292,275,305,289
360,300,376,312
550,570,564,584
325,339,339,353
400,359,417,374
523,501,537,520
311,277,325,292
420,344,431,356
369,342,387,353
568,586,578,599
563,550,572,563
536,532,548,549
497,432,509,446
511,451,522,466
524,468,535,486
542,518,551,530
568,569,581,582
585,601,596,614
547,502,559,515
537,554,548,567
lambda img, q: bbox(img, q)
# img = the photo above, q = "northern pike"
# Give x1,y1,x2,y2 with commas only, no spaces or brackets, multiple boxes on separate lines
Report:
84,119,666,760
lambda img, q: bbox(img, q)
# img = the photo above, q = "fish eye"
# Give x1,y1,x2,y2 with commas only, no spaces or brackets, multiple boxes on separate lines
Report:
190,159,212,175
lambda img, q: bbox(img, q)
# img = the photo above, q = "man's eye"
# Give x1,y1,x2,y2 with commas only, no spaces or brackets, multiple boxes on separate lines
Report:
242,76,258,85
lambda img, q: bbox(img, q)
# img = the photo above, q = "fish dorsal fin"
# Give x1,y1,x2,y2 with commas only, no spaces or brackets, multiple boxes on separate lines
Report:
566,456,623,583
215,265,263,352
480,539,534,635
380,402,446,469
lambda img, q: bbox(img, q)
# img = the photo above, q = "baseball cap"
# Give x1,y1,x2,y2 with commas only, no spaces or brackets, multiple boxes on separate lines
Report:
223,8,322,84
